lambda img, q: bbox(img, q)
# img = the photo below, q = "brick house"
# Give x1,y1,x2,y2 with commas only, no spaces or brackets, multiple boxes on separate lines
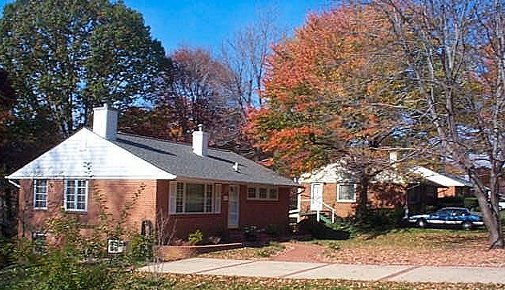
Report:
6,105,297,242
294,162,473,220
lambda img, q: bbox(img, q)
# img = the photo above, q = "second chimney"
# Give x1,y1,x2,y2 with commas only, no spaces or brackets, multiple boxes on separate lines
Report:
193,124,209,157
92,104,118,140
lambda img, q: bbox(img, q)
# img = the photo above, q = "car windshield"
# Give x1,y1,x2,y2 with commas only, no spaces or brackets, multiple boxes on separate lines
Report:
435,209,450,215
435,208,468,216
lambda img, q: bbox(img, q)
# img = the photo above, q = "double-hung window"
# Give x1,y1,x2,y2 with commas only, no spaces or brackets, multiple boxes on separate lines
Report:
169,182,221,214
337,183,356,202
33,180,48,209
64,180,88,212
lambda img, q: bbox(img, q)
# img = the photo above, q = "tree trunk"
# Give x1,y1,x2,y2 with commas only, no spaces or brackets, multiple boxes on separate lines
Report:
356,177,369,218
473,183,504,249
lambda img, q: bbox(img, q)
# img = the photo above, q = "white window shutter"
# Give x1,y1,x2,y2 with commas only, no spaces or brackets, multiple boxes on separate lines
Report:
169,181,177,214
214,184,222,213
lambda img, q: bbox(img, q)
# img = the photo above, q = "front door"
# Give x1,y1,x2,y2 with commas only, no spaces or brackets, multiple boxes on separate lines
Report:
310,183,323,211
228,185,240,229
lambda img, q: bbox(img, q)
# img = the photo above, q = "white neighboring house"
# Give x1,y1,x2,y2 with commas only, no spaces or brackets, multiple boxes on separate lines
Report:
292,161,474,222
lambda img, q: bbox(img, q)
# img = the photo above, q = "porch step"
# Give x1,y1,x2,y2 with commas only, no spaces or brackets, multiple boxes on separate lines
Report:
319,215,333,224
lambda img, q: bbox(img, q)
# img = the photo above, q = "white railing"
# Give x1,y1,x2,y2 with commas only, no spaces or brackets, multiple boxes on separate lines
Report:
300,199,336,223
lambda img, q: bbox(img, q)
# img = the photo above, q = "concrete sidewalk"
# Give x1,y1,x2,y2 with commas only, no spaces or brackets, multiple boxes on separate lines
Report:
138,258,505,284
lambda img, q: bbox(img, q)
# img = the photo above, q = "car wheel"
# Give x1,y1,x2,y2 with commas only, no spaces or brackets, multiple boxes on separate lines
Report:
462,222,473,230
416,219,426,228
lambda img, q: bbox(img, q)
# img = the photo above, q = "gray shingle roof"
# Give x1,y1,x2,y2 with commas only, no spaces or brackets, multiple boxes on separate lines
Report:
113,133,297,187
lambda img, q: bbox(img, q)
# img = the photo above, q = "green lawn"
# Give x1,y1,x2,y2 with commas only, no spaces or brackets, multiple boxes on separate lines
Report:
310,228,487,250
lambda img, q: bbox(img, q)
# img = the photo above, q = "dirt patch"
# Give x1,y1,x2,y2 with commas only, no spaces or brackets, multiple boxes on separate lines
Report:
270,242,326,263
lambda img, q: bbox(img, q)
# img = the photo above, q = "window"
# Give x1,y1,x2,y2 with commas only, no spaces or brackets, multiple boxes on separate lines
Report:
247,186,278,200
33,180,48,209
64,179,88,212
337,184,356,202
170,182,220,214
269,188,278,200
247,187,257,199
32,232,47,253
259,188,267,199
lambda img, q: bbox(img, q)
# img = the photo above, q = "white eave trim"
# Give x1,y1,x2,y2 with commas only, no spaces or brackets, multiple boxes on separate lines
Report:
6,179,21,188
5,174,177,180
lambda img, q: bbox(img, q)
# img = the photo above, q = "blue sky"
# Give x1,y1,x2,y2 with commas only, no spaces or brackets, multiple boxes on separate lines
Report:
0,0,331,53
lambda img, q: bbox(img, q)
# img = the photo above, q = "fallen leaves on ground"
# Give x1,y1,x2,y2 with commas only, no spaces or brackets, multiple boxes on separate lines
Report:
200,242,285,260
119,272,505,289
200,229,505,267
319,229,505,267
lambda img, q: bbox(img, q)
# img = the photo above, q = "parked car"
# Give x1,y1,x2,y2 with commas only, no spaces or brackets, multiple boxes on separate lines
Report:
499,199,505,211
406,207,484,230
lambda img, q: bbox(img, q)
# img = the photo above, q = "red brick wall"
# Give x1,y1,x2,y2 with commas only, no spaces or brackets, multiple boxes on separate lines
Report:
437,187,457,198
19,179,293,242
300,182,405,218
18,179,157,238
156,182,291,242
239,186,290,230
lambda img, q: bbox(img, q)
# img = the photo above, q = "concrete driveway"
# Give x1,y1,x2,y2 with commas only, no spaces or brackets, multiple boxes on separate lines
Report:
138,258,505,284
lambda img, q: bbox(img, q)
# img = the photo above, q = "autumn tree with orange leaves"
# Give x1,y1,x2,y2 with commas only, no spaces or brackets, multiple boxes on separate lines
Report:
248,5,418,215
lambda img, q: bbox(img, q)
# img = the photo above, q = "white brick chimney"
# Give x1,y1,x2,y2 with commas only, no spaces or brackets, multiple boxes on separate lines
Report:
92,104,118,140
193,124,209,157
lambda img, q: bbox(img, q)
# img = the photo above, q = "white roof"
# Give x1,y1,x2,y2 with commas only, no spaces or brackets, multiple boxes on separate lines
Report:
410,166,469,187
6,128,176,180
299,162,405,184
299,162,470,188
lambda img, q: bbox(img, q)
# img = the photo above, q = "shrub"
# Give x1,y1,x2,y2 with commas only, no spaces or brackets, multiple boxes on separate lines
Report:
353,208,404,232
128,234,153,262
297,218,350,240
0,237,14,269
464,197,479,210
243,226,259,242
437,196,465,208
188,230,204,245
264,224,282,238
297,218,328,239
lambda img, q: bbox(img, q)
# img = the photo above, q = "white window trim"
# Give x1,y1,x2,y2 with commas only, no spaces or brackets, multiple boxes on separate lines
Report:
33,179,48,210
64,179,89,212
170,181,220,215
246,186,279,201
336,183,357,203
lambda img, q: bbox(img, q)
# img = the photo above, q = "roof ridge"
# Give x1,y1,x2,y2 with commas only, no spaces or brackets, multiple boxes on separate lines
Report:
116,131,234,154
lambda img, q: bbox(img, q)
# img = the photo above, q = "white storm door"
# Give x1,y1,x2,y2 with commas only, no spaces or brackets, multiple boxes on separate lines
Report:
310,183,323,211
228,185,240,229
